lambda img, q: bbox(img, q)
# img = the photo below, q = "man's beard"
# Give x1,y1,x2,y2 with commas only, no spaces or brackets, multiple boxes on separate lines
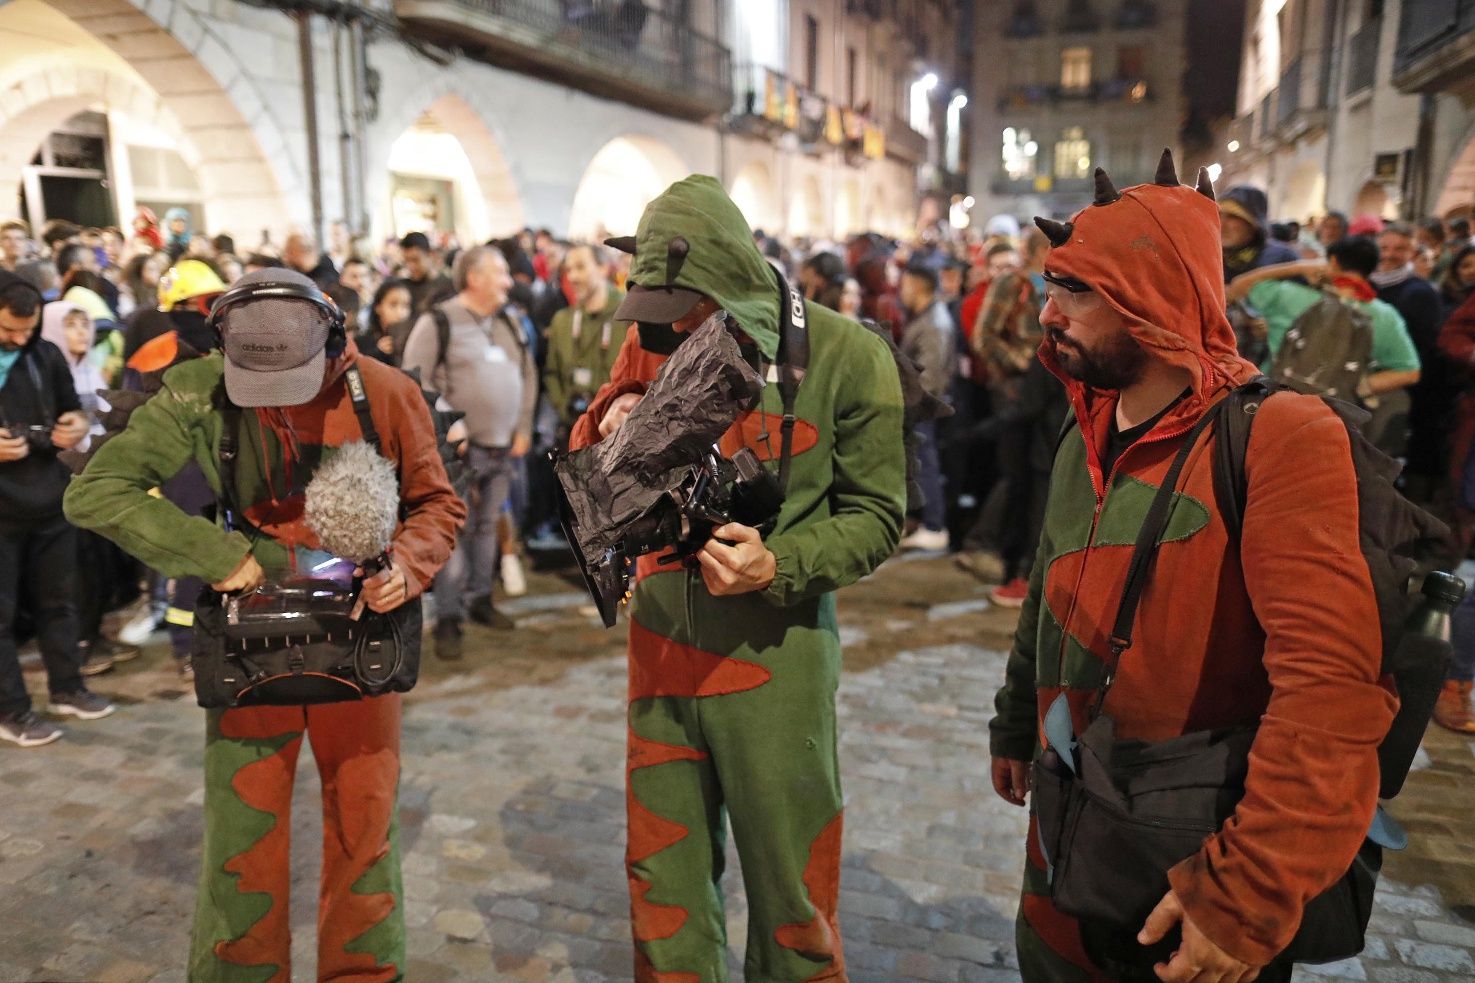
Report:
1049,327,1147,391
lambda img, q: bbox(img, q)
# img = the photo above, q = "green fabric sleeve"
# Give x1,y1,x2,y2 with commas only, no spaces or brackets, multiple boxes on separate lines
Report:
990,529,1047,761
1370,304,1422,373
762,331,905,607
63,365,252,584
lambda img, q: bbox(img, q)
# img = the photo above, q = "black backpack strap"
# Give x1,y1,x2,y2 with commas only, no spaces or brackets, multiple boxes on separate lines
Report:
343,365,380,448
1094,397,1229,716
774,271,809,495
217,397,243,534
1211,376,1274,542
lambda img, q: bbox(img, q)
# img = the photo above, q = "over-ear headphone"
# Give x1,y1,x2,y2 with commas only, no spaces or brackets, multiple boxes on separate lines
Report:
207,279,348,356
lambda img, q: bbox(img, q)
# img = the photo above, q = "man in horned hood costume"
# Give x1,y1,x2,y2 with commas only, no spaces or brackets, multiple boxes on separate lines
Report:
989,153,1394,981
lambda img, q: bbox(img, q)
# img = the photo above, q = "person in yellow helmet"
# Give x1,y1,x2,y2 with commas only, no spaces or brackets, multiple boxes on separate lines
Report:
123,260,227,379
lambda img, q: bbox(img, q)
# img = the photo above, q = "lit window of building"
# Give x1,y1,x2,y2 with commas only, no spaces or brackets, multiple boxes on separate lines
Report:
1061,46,1092,90
1003,126,1039,179
1054,127,1091,179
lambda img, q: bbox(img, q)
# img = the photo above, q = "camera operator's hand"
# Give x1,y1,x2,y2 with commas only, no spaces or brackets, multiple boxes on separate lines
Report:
697,523,776,596
0,429,29,462
211,553,265,594
356,559,410,614
1139,890,1262,983
599,393,642,437
51,411,90,451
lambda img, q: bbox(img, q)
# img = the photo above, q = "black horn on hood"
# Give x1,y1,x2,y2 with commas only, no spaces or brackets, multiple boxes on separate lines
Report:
1093,167,1120,205
1195,167,1217,201
604,235,638,255
1034,217,1074,248
1154,148,1179,186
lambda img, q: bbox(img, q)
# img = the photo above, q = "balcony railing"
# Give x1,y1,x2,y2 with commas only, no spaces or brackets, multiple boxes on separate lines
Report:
732,63,887,162
394,0,733,120
1346,16,1382,95
995,78,1151,111
1393,0,1475,90
886,116,929,165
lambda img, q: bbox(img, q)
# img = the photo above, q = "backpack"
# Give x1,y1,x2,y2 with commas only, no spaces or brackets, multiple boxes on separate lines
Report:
430,304,528,376
1212,377,1452,800
1267,290,1374,402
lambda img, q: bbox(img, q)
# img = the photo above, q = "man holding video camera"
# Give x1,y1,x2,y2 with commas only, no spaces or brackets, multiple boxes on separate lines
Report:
65,268,464,980
571,176,906,981
544,242,628,444
0,269,112,748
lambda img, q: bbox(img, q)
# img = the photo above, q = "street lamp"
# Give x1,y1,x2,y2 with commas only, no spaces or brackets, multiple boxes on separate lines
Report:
1227,140,1241,153
1207,162,1223,183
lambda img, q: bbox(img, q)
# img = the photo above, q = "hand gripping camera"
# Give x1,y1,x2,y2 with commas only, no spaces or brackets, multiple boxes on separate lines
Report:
552,312,778,627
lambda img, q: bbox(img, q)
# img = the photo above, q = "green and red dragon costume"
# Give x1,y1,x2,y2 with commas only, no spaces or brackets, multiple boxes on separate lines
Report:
572,176,907,981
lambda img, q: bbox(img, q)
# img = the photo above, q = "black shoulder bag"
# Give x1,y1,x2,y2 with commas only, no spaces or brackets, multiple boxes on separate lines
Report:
1030,398,1381,968
191,366,423,708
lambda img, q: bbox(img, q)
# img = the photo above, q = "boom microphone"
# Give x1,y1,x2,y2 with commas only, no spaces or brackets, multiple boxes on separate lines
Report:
304,441,400,617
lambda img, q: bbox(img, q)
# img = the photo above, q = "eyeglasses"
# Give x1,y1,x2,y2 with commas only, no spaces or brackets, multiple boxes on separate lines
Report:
1042,280,1101,317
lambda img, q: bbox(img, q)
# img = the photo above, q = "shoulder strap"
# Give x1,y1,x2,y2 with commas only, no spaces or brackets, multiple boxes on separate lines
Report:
774,271,809,495
1211,376,1275,542
343,365,379,448
1094,397,1230,716
217,393,243,534
432,308,451,374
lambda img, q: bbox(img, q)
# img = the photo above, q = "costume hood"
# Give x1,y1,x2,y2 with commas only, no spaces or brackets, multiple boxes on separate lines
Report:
615,175,782,360
1219,185,1271,242
40,300,94,366
62,285,116,325
1035,150,1260,401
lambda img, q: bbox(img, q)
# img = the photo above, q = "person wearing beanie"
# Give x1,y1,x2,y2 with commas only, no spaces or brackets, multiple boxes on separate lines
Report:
990,152,1393,981
65,267,465,979
1219,184,1299,282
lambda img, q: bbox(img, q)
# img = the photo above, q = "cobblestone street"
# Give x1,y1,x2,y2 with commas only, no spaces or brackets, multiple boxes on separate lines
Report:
2,555,1474,982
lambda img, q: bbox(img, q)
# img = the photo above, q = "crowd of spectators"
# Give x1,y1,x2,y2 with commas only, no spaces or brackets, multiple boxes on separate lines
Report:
3,184,1475,742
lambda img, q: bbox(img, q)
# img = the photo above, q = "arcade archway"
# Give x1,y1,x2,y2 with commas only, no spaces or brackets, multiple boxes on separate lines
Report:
567,135,688,241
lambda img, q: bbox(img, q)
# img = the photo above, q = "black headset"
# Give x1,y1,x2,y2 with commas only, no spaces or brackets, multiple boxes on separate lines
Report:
207,279,348,357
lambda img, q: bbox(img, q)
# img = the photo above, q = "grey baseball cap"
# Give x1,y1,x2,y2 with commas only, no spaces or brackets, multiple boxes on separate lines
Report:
217,268,334,408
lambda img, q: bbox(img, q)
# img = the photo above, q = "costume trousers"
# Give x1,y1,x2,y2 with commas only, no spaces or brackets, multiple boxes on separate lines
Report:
189,694,404,983
626,574,847,982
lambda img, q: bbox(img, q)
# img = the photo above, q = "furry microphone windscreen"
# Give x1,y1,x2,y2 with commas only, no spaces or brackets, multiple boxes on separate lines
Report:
304,441,400,562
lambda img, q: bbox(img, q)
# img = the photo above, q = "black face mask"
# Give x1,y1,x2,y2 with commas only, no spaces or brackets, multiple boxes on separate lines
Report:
637,321,687,356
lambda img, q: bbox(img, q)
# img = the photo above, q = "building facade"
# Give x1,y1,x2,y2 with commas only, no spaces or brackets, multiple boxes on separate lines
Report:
967,0,1188,222
1222,0,1475,225
0,0,967,249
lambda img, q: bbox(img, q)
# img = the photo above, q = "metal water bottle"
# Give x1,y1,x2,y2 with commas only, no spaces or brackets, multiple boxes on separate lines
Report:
1379,571,1466,799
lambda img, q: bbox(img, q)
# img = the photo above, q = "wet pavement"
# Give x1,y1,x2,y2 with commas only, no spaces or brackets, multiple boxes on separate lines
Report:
1,553,1473,981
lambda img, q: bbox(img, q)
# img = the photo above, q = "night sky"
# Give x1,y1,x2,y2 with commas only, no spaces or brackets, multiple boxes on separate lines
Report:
1184,0,1247,146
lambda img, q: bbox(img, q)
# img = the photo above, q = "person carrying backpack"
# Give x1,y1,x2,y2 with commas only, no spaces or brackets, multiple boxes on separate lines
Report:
1226,236,1421,457
991,152,1399,982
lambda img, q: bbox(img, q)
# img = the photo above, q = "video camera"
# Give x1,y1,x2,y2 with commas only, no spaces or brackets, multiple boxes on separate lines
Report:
552,312,772,627
559,444,782,627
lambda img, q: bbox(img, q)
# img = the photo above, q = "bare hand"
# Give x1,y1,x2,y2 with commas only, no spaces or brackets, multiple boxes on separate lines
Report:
991,757,1031,807
51,411,90,450
211,553,265,594
510,433,532,458
598,393,642,437
356,559,410,614
376,335,395,355
1139,890,1261,983
0,430,29,463
696,523,777,596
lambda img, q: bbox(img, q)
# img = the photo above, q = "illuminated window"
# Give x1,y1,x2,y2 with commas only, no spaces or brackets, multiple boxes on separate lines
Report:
1061,47,1092,90
1002,127,1039,180
1054,127,1091,179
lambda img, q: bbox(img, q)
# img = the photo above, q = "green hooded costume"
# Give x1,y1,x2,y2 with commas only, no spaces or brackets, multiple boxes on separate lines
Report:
570,176,907,981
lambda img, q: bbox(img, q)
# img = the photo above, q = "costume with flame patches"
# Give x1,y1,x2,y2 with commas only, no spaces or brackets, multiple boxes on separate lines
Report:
991,152,1394,979
571,176,907,981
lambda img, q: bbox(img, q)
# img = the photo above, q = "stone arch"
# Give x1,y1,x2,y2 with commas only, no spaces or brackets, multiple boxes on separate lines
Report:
728,160,780,235
834,178,861,239
787,174,826,239
1280,159,1326,224
1433,126,1475,221
368,75,526,244
14,0,301,234
566,134,690,240
1354,179,1391,219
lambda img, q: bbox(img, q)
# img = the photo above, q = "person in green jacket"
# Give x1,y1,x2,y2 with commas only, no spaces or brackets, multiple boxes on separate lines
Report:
570,176,906,982
543,242,630,439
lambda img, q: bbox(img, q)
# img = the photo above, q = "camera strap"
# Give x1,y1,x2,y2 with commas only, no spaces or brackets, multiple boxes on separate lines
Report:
343,365,380,449
774,271,809,495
